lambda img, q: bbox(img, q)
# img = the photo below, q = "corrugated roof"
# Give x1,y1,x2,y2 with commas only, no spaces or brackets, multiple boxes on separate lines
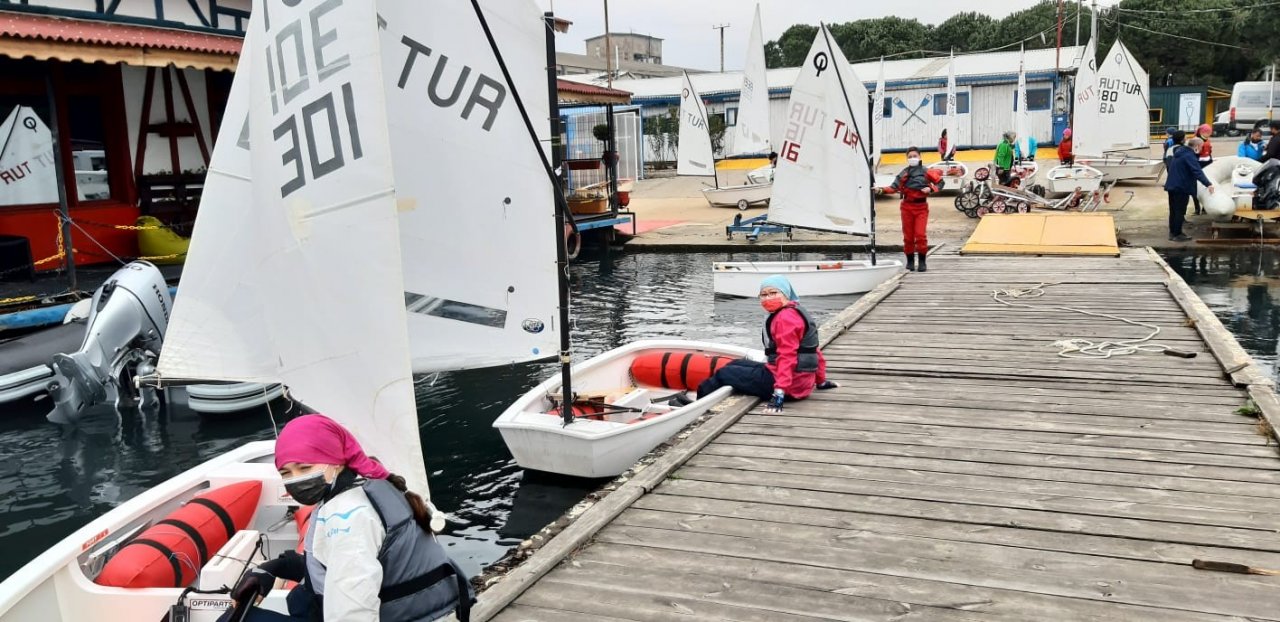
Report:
567,45,1087,100
0,11,242,56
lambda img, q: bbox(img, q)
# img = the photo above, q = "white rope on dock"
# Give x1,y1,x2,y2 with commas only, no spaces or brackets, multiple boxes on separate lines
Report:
992,282,1178,359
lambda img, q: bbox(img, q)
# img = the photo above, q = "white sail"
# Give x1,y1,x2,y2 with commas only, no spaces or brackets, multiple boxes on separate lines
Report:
943,51,958,158
677,72,716,177
1092,39,1150,153
767,25,871,235
379,0,559,373
1016,47,1030,156
1071,36,1101,157
0,106,59,205
872,58,885,167
158,0,429,495
731,4,770,156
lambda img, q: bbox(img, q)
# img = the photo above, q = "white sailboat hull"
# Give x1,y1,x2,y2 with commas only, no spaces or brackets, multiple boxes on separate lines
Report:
493,340,762,478
712,260,902,298
927,162,968,193
747,165,774,185
1046,163,1105,194
0,441,298,622
1075,156,1165,181
702,183,772,209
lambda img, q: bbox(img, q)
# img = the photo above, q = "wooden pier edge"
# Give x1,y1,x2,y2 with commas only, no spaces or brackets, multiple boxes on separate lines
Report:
1147,247,1280,442
468,262,909,621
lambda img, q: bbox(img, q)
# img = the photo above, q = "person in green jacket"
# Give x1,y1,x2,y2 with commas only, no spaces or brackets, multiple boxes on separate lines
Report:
994,131,1016,186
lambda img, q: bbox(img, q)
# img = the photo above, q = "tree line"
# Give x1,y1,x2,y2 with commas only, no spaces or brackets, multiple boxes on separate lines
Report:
764,0,1276,86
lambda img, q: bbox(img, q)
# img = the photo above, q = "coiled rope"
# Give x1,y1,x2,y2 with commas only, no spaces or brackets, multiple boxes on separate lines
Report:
992,282,1178,359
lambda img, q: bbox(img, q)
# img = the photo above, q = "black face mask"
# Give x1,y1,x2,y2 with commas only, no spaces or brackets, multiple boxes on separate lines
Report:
283,470,329,506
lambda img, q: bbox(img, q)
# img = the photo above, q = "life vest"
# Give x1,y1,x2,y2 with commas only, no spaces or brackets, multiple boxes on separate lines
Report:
305,479,472,621
763,304,820,373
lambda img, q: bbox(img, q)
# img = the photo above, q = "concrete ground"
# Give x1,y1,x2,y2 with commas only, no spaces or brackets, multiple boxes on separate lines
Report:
622,138,1253,252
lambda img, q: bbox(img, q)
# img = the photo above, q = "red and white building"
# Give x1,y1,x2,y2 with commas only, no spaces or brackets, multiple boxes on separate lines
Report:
0,0,246,268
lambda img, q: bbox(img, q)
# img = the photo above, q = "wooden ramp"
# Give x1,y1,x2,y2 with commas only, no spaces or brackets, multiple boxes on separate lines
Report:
961,213,1120,256
479,248,1280,622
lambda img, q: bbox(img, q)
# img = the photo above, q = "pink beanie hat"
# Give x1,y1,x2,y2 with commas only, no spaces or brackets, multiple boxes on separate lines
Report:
274,414,390,480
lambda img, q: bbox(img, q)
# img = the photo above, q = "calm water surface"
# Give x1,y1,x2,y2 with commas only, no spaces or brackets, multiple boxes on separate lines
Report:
0,250,864,581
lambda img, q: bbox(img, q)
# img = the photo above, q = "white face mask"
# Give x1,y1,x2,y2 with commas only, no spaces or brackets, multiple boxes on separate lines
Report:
907,157,921,167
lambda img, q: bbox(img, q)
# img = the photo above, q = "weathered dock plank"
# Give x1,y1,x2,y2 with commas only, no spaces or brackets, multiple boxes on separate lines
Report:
477,247,1280,621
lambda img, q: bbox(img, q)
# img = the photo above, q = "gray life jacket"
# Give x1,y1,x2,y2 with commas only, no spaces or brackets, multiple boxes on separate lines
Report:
305,479,473,621
763,304,820,373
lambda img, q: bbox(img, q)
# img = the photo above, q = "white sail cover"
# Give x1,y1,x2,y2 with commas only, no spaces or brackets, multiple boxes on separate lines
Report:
158,1,429,495
0,106,58,205
872,58,885,167
677,72,716,177
767,25,871,235
1071,36,1101,157
1091,39,1150,153
731,5,770,156
1016,48,1030,156
942,52,958,158
380,0,559,373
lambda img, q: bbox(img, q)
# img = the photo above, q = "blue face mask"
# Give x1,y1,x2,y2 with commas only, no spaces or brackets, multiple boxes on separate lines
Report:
282,470,329,506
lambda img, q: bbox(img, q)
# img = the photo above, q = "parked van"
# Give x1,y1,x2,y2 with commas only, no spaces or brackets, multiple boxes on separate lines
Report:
1226,81,1279,133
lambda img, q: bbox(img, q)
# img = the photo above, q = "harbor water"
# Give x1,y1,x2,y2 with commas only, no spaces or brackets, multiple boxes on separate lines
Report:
0,250,862,581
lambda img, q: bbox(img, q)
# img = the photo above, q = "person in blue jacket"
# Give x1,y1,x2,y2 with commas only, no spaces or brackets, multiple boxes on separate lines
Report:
1162,126,1177,160
1164,131,1215,242
1239,128,1266,161
1014,135,1038,162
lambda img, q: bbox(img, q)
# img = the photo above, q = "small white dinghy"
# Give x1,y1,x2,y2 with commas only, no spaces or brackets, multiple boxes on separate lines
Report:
1046,163,1105,193
928,161,969,192
494,340,761,478
711,26,902,297
703,182,773,210
713,260,901,298
1074,153,1164,181
679,72,772,209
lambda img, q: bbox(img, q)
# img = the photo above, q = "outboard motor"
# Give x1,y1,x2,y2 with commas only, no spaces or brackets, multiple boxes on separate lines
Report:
1252,160,1280,211
46,261,171,424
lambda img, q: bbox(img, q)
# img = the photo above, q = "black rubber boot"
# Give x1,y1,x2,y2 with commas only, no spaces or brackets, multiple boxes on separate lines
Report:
917,252,928,273
905,253,915,271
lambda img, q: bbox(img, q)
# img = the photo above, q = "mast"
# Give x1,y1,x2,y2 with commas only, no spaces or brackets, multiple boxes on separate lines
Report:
867,95,877,267
472,1,575,425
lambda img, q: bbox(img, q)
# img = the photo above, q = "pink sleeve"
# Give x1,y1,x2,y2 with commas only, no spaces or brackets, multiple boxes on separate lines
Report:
769,309,806,392
816,349,827,384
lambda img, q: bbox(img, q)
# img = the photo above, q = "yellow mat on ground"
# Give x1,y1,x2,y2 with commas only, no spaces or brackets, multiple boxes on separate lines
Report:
960,213,1119,256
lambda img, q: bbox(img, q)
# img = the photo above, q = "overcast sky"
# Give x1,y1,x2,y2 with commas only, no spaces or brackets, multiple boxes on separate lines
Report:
533,1,1119,71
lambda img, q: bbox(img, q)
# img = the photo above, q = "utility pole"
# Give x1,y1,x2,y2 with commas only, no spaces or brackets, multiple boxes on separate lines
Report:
603,0,612,89
1075,0,1081,45
712,23,730,72
1091,0,1099,43
1055,0,1063,72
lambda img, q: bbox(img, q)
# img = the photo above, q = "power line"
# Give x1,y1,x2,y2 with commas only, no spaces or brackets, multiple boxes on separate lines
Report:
1105,17,1250,50
1112,0,1280,14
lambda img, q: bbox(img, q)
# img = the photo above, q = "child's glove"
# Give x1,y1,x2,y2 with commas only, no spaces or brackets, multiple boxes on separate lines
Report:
765,389,786,413
816,380,839,390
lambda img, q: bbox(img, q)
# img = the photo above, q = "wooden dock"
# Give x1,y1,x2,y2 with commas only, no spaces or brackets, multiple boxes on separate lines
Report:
477,248,1280,621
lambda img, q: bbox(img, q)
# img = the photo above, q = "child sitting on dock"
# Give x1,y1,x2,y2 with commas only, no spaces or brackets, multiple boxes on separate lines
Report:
697,276,837,413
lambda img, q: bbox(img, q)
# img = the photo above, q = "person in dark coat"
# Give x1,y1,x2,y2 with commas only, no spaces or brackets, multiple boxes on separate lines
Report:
1164,131,1215,242
1261,120,1280,164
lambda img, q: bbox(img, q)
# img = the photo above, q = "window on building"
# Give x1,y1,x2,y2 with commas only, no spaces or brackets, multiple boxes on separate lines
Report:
932,92,970,115
882,97,893,118
1013,88,1053,111
0,99,59,208
726,106,738,126
0,58,128,210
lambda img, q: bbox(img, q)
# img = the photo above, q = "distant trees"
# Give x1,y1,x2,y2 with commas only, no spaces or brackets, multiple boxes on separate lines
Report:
764,0,1277,86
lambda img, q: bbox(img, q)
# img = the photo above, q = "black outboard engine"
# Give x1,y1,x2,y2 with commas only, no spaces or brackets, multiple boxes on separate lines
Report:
1252,160,1280,210
46,261,171,424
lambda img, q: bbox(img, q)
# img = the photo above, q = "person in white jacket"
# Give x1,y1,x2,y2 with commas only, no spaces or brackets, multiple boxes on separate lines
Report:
224,415,472,621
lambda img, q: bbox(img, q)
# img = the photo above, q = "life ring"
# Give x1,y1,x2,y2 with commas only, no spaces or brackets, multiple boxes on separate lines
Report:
563,223,581,260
